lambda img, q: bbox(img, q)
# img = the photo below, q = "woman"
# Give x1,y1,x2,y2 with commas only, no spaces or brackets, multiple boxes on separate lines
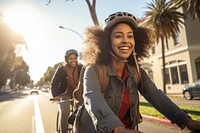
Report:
51,49,83,133
74,12,200,133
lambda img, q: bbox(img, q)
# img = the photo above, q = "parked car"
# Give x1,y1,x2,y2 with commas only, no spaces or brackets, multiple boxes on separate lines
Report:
41,88,49,93
182,79,200,100
30,88,39,95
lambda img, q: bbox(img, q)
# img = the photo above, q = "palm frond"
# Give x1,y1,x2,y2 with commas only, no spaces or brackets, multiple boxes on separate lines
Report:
144,0,185,43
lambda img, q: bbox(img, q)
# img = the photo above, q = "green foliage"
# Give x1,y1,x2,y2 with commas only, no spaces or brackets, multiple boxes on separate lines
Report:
36,63,61,86
144,0,185,43
43,66,56,82
14,56,30,86
0,12,27,89
172,0,200,21
140,101,200,122
179,105,200,121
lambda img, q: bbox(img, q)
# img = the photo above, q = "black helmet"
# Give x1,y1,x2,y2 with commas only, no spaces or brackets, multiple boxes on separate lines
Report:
103,12,138,30
64,49,78,59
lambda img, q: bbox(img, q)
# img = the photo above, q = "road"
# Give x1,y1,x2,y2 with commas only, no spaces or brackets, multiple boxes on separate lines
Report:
0,91,194,133
0,91,58,133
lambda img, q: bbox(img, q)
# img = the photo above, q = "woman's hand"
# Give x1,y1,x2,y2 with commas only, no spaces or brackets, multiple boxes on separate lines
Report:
113,126,143,133
53,96,61,101
184,117,200,131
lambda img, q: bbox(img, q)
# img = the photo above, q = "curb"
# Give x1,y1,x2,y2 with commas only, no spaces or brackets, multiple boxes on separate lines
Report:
141,114,177,127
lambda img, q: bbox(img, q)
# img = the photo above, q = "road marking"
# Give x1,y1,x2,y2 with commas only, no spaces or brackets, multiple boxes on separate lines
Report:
32,116,35,133
34,97,45,133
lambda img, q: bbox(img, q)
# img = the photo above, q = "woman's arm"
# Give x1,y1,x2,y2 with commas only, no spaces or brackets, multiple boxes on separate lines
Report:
83,65,123,133
51,65,68,97
140,68,189,129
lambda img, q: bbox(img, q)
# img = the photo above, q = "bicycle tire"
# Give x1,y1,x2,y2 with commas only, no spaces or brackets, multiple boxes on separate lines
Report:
68,125,73,133
56,111,61,133
67,102,74,133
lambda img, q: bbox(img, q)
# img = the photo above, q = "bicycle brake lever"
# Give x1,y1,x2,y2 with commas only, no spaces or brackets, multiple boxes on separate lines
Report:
190,129,200,133
59,97,65,103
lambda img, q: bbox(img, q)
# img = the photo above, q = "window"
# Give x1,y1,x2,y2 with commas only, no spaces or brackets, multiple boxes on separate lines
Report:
195,57,200,79
173,32,180,45
163,60,188,84
179,65,189,84
163,38,168,50
165,68,170,84
171,66,179,84
143,67,154,81
148,70,154,81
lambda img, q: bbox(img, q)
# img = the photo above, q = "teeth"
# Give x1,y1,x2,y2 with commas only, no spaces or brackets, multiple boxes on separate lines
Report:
119,46,130,50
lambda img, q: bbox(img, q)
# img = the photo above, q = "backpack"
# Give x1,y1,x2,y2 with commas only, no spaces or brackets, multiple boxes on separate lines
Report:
73,64,109,109
69,63,143,125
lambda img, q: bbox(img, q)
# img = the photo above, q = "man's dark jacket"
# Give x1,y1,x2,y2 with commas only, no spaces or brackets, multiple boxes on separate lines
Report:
50,63,83,97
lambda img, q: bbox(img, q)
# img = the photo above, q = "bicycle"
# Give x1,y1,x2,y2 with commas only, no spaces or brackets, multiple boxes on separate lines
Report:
50,97,74,133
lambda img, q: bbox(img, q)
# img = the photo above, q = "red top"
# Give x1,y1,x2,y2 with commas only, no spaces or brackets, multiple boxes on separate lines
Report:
117,67,131,128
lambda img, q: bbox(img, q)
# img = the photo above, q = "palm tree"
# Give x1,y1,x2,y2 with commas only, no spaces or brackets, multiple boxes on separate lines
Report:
172,0,200,21
144,0,185,94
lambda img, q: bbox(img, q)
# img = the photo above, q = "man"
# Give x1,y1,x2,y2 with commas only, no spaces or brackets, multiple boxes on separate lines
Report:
51,49,82,133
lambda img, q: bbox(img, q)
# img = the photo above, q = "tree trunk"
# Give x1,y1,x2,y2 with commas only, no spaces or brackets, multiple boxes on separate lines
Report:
85,0,99,26
161,36,167,94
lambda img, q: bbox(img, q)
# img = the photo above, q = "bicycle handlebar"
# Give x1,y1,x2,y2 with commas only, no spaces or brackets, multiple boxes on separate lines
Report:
190,129,200,133
49,98,74,103
49,98,55,101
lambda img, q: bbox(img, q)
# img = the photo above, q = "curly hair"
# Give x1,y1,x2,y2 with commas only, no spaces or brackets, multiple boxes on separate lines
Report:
81,23,153,66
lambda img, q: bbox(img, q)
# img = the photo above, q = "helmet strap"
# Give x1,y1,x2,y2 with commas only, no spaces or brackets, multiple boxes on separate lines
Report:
132,49,140,75
110,51,128,63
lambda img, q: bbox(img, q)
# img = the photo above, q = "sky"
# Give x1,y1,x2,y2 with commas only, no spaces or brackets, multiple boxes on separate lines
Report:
0,0,152,83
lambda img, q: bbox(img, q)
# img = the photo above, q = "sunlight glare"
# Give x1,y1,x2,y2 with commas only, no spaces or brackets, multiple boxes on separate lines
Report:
4,5,35,32
3,5,52,82
2,4,84,82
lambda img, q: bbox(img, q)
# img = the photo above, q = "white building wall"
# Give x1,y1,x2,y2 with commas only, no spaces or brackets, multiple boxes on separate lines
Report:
141,7,200,94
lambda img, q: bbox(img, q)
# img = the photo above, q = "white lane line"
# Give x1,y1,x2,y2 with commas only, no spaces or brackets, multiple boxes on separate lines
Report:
32,116,35,133
34,97,45,133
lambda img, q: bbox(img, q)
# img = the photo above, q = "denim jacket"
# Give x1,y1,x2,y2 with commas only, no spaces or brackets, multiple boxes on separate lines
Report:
73,62,188,133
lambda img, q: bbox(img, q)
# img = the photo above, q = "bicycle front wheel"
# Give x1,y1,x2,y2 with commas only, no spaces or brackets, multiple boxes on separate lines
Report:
56,111,61,133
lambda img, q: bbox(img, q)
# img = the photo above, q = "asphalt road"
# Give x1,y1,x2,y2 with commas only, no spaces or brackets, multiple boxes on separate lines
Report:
0,91,199,133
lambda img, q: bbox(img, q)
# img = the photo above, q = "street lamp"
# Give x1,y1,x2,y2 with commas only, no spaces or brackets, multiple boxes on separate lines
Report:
13,69,24,91
59,26,84,40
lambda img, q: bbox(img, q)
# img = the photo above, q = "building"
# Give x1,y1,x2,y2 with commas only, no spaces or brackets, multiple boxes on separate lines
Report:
141,8,200,94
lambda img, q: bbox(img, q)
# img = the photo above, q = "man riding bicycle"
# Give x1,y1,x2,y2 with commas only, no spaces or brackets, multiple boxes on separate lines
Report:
50,49,83,133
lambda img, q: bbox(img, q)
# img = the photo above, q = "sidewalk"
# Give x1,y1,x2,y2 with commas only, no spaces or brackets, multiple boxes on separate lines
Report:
142,114,176,127
140,93,191,131
141,114,190,132
166,93,183,98
140,93,178,127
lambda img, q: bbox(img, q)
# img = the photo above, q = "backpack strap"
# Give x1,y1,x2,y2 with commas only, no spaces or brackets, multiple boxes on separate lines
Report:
73,64,109,109
94,64,109,92
133,67,143,126
73,65,87,109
